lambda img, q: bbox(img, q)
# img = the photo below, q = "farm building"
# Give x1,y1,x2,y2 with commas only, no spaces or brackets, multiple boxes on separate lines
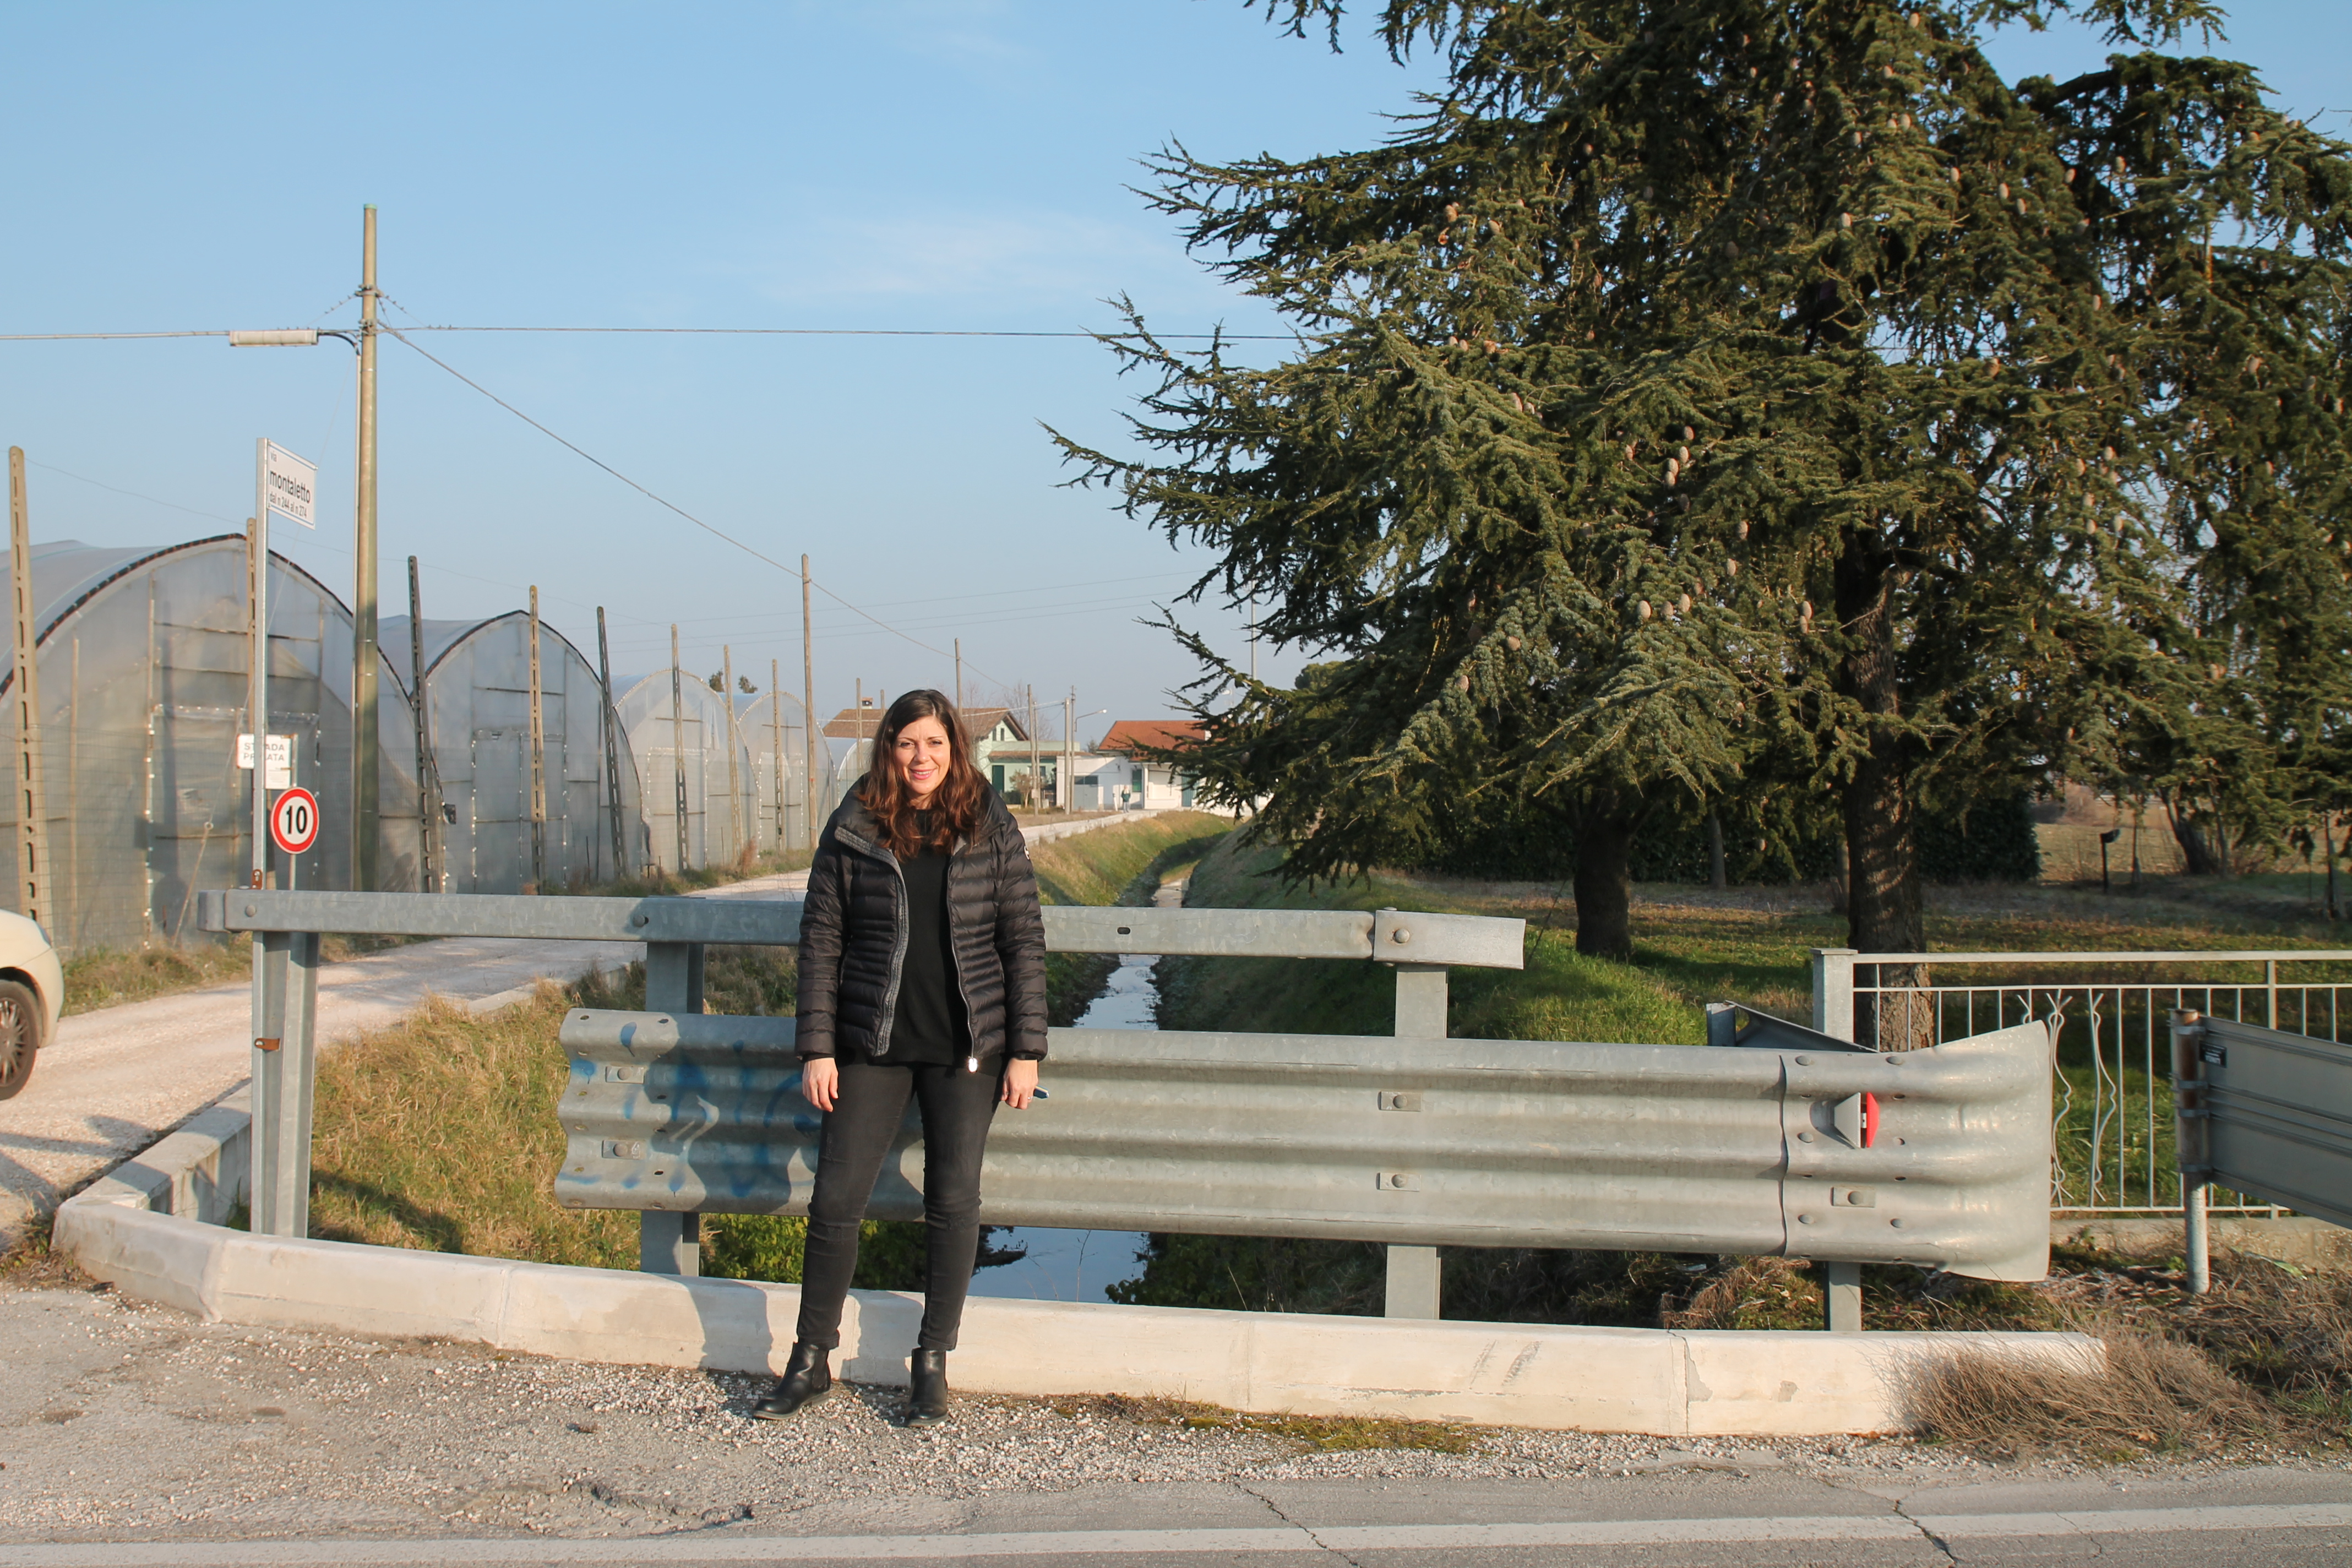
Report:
382,611,647,892
0,535,423,954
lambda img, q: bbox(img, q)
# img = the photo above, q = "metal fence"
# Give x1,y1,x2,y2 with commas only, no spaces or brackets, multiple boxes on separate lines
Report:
1814,946,2352,1216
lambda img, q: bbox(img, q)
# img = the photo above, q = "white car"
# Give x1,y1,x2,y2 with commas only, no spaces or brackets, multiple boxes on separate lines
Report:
0,910,64,1099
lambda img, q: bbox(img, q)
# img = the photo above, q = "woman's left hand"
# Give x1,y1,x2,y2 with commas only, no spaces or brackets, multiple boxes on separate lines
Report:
1002,1058,1039,1109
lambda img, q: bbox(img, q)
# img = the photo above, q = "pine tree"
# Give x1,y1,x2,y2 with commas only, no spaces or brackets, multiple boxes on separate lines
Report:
1063,0,2351,954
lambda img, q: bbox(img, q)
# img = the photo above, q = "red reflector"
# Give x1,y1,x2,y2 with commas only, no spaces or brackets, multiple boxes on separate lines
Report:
1863,1091,1880,1148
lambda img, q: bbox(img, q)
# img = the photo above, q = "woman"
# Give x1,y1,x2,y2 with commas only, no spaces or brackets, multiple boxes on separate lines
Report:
754,689,1046,1428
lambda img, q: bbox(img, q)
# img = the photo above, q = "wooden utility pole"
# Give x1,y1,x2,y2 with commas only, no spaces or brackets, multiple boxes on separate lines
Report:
352,204,383,890
1027,684,1039,812
596,607,627,875
1064,687,1074,813
7,450,52,932
407,556,439,892
954,639,963,714
669,624,689,870
722,645,743,861
527,586,546,892
801,555,816,851
770,658,784,853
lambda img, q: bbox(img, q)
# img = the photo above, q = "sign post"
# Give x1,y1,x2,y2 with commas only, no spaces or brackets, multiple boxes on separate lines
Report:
249,440,318,1243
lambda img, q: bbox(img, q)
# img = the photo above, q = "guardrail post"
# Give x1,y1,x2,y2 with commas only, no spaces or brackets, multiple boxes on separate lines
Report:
2171,1009,2211,1294
638,940,705,1275
249,931,320,1238
1810,948,1857,1043
1385,958,1447,1318
1821,1262,1861,1332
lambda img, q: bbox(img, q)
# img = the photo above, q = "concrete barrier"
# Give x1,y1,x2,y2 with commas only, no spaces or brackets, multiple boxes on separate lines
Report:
53,1100,2105,1438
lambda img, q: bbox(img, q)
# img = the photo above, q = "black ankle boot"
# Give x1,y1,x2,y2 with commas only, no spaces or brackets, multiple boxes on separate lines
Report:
903,1348,950,1428
751,1341,832,1421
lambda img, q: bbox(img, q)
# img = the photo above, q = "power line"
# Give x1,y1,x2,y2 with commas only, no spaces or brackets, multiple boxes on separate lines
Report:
375,323,1017,690
2,323,1291,342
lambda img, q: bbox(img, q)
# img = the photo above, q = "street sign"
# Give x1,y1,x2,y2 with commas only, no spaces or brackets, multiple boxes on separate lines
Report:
262,441,316,529
237,733,293,790
270,787,320,856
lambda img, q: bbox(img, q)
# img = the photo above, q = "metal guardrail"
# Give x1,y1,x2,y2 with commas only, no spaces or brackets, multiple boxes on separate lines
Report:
557,1005,2056,1283
193,887,1526,1317
1814,946,2352,1216
2172,1010,2352,1291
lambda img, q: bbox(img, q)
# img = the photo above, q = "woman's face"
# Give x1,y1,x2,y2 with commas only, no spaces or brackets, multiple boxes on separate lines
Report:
893,715,953,802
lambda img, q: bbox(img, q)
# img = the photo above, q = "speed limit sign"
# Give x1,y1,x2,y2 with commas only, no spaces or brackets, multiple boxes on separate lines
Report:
270,787,320,856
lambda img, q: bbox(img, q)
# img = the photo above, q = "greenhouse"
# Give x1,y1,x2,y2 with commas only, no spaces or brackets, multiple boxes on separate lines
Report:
616,669,766,873
0,534,423,955
384,611,647,894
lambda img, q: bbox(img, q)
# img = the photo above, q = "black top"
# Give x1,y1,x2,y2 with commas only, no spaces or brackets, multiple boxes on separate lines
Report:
884,812,968,1065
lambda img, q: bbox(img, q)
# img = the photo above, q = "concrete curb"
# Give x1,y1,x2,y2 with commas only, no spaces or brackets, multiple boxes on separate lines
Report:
55,1102,2105,1437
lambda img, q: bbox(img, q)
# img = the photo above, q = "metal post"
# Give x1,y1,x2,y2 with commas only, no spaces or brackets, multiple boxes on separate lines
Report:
1821,1262,1863,1332
66,636,78,947
668,625,689,872
352,205,382,892
7,450,52,931
770,660,783,854
1386,943,1446,1319
406,557,438,894
527,588,546,892
595,607,625,876
722,645,742,861
639,938,704,1274
2173,1009,2211,1293
801,555,816,852
248,502,269,890
1810,948,1858,1042
250,929,320,1238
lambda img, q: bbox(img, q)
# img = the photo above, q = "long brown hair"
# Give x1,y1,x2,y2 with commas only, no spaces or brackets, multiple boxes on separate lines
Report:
857,689,989,857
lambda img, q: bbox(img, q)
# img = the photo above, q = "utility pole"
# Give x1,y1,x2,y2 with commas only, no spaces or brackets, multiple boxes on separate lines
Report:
1248,591,1257,683
1027,683,1038,812
1064,687,1074,813
801,554,816,851
854,678,864,779
669,625,689,872
770,657,784,853
596,607,626,875
406,556,439,893
527,586,546,892
7,451,52,932
954,639,963,714
722,645,743,861
352,204,382,891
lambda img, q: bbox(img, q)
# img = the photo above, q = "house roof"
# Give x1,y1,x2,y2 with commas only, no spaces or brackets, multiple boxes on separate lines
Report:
1098,718,1204,756
823,704,1027,742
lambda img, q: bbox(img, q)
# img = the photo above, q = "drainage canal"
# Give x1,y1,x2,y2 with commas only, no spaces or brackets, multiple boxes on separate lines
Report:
966,878,1184,1303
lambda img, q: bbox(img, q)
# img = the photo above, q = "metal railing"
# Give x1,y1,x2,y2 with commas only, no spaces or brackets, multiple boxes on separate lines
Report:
194,888,1526,1317
1814,946,2352,1216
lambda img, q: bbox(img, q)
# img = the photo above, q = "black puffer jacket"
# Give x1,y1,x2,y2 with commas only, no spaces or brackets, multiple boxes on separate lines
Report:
794,784,1048,1064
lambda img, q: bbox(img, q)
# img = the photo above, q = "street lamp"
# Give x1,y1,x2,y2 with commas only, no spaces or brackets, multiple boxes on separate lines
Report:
228,204,384,888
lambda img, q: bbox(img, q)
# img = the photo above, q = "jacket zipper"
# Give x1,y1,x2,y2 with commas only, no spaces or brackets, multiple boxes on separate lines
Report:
836,825,911,1060
947,831,983,1072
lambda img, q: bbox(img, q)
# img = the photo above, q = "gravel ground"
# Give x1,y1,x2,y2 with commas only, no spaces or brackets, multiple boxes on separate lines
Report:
2,1276,2341,1545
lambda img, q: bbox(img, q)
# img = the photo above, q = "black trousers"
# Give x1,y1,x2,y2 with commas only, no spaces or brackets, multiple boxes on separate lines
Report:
796,1057,1002,1354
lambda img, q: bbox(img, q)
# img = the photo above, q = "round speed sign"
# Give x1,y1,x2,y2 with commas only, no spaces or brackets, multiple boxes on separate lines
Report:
270,787,320,856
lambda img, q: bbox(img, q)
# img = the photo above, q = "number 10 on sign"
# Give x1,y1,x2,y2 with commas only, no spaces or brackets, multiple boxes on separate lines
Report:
270,787,320,857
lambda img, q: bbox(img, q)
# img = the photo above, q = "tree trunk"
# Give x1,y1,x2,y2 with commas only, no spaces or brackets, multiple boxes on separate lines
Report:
1835,540,1924,954
1705,810,1728,891
2165,791,2231,877
1571,793,1640,960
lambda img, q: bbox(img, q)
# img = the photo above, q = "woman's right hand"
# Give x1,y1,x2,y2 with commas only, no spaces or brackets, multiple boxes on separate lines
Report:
801,1056,840,1112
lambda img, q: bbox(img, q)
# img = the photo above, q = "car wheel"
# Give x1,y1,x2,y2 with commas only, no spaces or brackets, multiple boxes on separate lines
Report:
0,979,41,1101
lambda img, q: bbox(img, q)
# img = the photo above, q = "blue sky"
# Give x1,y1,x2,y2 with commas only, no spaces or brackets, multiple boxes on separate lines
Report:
3,2,2344,742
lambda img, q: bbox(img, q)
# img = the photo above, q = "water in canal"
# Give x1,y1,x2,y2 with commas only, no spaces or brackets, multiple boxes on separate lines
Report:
965,882,1180,1304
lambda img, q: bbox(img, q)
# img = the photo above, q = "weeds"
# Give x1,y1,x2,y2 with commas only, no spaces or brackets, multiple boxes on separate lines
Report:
1049,1393,1474,1453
